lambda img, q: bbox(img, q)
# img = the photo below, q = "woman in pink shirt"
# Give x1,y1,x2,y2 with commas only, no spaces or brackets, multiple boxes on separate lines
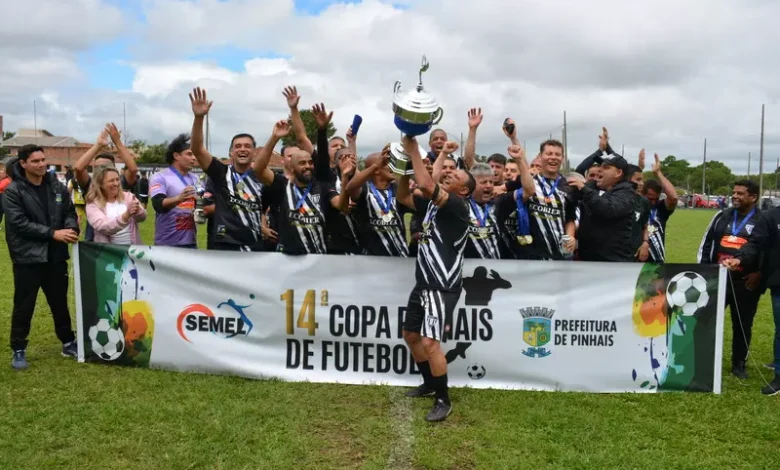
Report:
86,167,146,245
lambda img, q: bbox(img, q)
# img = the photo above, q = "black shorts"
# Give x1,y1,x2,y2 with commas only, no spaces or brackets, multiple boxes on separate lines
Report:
403,286,460,342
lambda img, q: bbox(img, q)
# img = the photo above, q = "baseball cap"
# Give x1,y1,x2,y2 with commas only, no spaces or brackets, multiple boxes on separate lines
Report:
600,154,629,173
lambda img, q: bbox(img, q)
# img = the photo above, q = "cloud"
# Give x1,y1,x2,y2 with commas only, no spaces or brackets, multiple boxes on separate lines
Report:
1,0,779,177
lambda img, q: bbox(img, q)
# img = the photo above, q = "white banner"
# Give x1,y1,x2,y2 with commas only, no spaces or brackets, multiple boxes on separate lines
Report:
75,243,726,393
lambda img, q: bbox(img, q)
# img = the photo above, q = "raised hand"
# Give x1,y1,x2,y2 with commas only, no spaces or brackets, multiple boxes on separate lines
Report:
507,144,525,160
312,103,333,129
106,122,122,146
189,87,213,117
96,128,110,147
346,126,356,145
652,153,662,174
598,127,609,151
127,196,140,215
638,148,646,169
442,141,459,154
272,120,291,139
283,86,300,108
503,118,517,139
468,108,483,129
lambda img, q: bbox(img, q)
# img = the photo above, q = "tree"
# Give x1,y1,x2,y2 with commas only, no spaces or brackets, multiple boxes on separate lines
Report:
689,160,734,194
137,141,168,164
659,155,692,189
0,131,15,156
280,110,337,148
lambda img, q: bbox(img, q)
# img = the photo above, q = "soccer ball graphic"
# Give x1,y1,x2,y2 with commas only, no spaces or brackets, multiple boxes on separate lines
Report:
666,272,709,316
88,319,126,361
467,363,486,380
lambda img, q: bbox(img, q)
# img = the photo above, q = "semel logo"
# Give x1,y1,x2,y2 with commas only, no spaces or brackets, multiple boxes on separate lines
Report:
176,300,253,343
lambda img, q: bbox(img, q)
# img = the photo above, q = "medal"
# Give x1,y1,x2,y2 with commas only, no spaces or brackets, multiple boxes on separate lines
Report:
524,235,533,244
369,182,395,223
648,225,656,234
237,181,246,192
469,198,492,228
730,208,755,241
516,235,526,245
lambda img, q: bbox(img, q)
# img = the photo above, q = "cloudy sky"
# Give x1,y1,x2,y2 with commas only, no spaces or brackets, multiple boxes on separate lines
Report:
2,0,779,173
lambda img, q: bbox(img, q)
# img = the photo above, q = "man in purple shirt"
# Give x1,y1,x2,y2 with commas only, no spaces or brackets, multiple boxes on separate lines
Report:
149,134,199,247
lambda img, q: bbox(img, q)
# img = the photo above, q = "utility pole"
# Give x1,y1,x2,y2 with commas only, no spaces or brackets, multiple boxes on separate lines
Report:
123,102,127,146
775,158,779,191
759,104,766,198
702,138,707,195
33,100,38,143
748,152,751,177
562,111,568,172
621,144,625,157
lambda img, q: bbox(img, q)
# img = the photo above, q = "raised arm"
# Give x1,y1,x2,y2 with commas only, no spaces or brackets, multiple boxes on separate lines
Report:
73,129,110,187
432,142,458,183
343,149,390,201
507,144,535,202
106,122,138,185
189,87,215,171
463,108,482,170
284,86,314,156
312,103,335,182
330,157,355,212
396,175,414,210
651,153,678,210
405,135,447,207
253,120,290,186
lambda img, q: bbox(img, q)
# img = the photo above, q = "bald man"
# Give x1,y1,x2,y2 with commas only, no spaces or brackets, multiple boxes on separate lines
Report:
252,120,350,254
343,147,409,256
396,135,473,423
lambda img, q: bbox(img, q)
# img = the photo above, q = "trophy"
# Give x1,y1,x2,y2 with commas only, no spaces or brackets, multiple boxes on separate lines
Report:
389,55,444,175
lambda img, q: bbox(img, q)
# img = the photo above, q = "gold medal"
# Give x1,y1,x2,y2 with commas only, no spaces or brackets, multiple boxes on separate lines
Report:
524,235,533,244
382,212,394,223
728,235,738,242
648,225,656,234
516,235,525,245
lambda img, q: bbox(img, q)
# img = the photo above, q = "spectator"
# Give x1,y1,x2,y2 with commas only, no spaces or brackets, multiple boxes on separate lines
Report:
86,167,146,245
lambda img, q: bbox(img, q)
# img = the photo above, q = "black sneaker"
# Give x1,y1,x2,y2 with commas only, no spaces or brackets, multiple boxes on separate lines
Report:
11,350,28,370
425,398,452,422
761,376,780,396
732,362,748,380
405,384,435,398
61,341,78,359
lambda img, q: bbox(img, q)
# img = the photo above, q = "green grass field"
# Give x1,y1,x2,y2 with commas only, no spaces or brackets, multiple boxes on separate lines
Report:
1,209,779,470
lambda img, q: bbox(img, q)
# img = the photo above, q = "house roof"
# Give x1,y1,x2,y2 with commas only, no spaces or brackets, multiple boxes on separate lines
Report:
3,135,82,148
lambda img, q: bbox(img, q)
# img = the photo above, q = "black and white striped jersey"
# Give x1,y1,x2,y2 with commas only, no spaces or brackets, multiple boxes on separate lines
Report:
413,195,470,292
265,173,336,255
526,174,577,260
464,198,502,259
354,181,409,257
648,200,675,262
204,159,265,250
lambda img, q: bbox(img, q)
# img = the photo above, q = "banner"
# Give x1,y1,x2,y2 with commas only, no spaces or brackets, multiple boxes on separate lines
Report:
74,242,726,394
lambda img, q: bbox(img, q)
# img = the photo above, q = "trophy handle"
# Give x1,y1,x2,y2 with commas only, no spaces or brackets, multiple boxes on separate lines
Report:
432,107,443,125
393,80,402,94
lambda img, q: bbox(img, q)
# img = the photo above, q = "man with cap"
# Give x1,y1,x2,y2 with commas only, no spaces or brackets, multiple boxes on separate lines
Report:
568,153,636,262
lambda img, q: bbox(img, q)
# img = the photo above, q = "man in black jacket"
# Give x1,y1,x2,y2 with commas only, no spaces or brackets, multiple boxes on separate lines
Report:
724,207,780,395
2,145,80,370
568,154,636,261
698,180,762,380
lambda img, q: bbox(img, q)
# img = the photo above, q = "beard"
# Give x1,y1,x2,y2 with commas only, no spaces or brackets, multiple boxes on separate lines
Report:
295,170,312,185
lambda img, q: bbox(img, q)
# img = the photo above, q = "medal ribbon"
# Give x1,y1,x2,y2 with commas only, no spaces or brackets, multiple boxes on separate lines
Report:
731,208,755,236
369,182,394,215
649,208,657,224
231,167,252,187
293,182,313,211
515,189,530,236
540,175,561,199
170,166,194,188
469,198,492,227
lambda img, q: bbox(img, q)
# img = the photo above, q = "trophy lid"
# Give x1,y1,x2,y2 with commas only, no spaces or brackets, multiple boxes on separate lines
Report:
393,55,440,113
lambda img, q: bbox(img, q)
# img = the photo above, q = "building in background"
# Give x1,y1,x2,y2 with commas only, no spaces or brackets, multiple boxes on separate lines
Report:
1,128,93,171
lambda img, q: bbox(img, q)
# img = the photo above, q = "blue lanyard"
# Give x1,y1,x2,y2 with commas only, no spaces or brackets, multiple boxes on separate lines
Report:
649,208,657,224
170,166,193,187
732,208,755,236
293,183,313,211
540,176,561,199
231,167,252,186
369,182,393,214
515,189,530,235
469,198,492,227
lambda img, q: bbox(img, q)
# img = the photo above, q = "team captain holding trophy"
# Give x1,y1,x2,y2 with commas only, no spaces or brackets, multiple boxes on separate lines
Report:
391,56,474,422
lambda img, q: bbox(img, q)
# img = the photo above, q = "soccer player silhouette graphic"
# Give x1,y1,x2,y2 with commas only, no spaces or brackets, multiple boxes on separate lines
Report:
461,266,512,306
